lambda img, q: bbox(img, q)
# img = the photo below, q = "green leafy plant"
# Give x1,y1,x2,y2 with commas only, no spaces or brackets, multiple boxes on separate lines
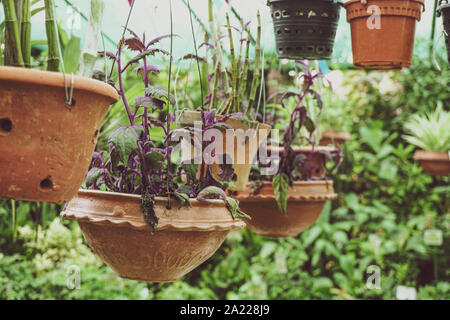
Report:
403,105,450,152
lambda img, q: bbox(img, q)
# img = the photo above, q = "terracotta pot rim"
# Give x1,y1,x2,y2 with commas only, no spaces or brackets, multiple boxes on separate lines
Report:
344,0,425,8
0,66,118,104
414,150,450,161
236,180,337,202
344,0,425,21
62,189,246,232
268,145,338,153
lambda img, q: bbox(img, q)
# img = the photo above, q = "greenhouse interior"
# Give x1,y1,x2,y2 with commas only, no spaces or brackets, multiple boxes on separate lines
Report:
0,0,449,303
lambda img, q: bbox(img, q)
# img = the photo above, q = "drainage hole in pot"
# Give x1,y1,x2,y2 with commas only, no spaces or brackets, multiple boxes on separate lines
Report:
274,11,281,19
308,46,314,52
40,177,53,190
316,46,325,54
284,28,291,34
0,118,13,133
282,10,290,18
277,29,282,35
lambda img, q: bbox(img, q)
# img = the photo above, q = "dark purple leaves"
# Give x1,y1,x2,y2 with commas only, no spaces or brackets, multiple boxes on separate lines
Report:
132,96,165,110
144,151,164,170
144,87,176,106
124,37,145,52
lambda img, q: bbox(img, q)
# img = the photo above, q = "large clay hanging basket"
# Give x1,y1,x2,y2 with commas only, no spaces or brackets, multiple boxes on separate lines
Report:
0,67,118,204
319,130,351,147
438,0,450,65
235,181,337,238
268,0,342,60
414,150,450,177
344,0,425,70
177,110,272,192
61,190,245,282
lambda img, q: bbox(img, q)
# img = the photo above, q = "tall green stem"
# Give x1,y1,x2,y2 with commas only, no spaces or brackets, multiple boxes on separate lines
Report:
21,0,31,68
430,0,439,57
247,10,262,117
78,0,105,78
44,0,60,72
11,200,17,243
3,0,24,67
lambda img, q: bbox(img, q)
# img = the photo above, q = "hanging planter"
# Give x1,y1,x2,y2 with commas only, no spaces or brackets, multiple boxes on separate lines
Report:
344,0,425,70
0,67,118,204
267,0,342,60
61,190,245,282
177,110,272,191
235,181,337,238
438,0,450,65
319,130,351,147
414,151,450,177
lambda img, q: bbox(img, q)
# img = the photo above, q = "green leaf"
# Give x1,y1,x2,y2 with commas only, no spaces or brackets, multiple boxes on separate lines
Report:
62,36,81,74
145,151,164,170
182,163,198,181
108,126,143,163
85,167,103,187
131,96,165,110
141,189,158,233
197,186,227,202
174,191,192,209
272,173,290,214
226,197,251,220
144,87,176,106
304,116,316,134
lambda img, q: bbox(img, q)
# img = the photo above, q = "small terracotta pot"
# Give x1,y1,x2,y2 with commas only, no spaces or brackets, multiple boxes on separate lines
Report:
266,146,337,179
319,130,351,147
61,190,245,282
0,67,118,204
414,150,450,177
344,0,425,70
177,110,272,191
235,181,337,238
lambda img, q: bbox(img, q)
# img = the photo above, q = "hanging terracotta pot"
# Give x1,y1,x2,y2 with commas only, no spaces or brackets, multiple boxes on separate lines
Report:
61,190,245,282
344,0,425,70
235,181,337,238
266,146,337,179
177,110,272,191
438,0,450,65
0,67,118,204
319,130,351,147
267,0,342,60
414,150,450,177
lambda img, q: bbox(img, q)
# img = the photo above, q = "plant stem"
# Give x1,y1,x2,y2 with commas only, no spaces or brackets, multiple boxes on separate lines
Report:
430,0,439,57
3,0,24,67
21,0,31,68
247,10,262,117
226,13,237,114
44,0,60,72
78,0,105,78
11,200,17,243
117,45,134,125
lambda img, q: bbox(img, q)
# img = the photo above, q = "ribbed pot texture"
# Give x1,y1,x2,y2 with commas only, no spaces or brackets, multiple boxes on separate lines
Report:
0,67,118,204
61,190,245,282
268,0,342,60
344,0,425,70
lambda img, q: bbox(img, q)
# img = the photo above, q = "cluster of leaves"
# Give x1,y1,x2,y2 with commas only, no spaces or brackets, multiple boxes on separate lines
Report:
403,104,450,152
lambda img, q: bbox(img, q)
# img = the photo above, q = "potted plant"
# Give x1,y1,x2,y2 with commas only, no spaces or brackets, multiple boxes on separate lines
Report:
267,0,343,60
0,0,118,204
403,105,450,177
61,23,248,282
437,0,450,65
344,0,425,70
234,61,342,238
177,1,271,192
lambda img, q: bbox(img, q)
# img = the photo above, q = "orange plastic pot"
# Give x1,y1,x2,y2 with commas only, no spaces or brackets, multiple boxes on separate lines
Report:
235,181,337,238
61,190,245,282
0,67,118,204
319,130,351,147
344,0,425,70
414,150,450,177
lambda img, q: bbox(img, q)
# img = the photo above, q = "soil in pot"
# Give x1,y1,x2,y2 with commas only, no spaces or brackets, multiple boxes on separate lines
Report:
235,181,337,238
61,190,245,282
177,110,272,192
0,67,118,204
319,130,351,147
344,0,425,70
438,1,450,65
414,150,450,177
268,0,342,60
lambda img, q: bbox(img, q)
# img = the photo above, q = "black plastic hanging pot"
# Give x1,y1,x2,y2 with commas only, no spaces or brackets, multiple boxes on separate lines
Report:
267,0,342,60
438,0,450,64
